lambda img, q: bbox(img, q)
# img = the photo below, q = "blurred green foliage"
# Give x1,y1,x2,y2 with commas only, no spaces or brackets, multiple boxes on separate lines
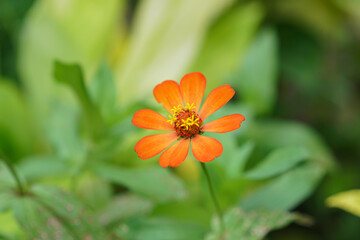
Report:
1,0,360,239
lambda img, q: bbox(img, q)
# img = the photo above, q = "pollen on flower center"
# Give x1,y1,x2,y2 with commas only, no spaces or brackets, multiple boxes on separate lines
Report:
167,103,203,139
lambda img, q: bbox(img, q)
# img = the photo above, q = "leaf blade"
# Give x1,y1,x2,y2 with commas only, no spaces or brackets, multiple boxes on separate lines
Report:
243,146,310,180
206,208,298,240
240,163,324,211
326,189,360,217
95,163,187,203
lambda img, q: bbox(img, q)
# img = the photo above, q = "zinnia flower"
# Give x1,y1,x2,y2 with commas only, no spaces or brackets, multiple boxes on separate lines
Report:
132,72,245,168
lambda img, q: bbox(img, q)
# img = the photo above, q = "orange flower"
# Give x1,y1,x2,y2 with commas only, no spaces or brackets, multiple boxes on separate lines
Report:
132,72,245,168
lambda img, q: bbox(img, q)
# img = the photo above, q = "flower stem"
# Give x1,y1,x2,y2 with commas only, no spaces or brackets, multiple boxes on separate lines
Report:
200,162,225,232
0,152,25,196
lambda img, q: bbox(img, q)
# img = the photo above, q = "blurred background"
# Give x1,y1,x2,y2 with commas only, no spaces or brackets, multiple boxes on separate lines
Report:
0,0,359,239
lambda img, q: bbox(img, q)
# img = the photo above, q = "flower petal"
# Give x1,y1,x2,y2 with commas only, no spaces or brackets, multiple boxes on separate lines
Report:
191,135,223,162
135,132,178,159
132,109,174,131
153,80,183,113
159,138,190,168
198,85,235,121
180,72,206,112
202,114,245,133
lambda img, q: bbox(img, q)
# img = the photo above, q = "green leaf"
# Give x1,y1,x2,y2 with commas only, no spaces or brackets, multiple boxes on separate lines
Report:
245,120,336,170
0,192,15,214
151,200,211,226
0,211,23,239
53,61,93,110
243,146,310,180
18,156,67,181
13,197,74,239
240,163,324,211
204,104,254,179
228,141,255,179
98,193,154,228
89,61,116,121
45,102,86,162
116,218,207,240
0,234,11,240
95,163,187,203
0,163,16,189
30,185,106,239
74,172,113,211
53,60,103,136
326,189,360,217
18,0,123,121
206,208,298,240
0,79,34,159
235,27,279,115
190,1,264,91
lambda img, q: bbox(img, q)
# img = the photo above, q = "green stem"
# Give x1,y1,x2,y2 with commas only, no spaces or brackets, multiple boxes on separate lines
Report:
0,152,25,196
200,162,225,232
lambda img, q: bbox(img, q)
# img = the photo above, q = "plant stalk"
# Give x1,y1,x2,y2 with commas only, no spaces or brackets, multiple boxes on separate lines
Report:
200,162,225,232
0,152,25,196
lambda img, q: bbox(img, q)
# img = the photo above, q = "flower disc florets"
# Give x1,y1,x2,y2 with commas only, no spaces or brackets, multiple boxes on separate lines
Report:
168,103,203,139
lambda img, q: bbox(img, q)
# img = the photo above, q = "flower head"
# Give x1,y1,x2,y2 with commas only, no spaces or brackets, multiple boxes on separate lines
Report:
132,72,245,168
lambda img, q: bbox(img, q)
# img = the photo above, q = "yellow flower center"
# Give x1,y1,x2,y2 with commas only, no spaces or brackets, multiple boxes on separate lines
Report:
167,103,202,138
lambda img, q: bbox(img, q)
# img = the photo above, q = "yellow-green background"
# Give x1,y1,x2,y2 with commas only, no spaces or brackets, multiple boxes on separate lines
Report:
1,0,360,239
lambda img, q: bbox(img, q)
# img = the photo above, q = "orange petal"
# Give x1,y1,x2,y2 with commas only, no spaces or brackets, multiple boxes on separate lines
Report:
198,85,235,121
191,135,223,162
132,109,174,131
180,72,206,112
135,132,178,159
159,139,190,168
202,114,245,133
153,80,183,113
